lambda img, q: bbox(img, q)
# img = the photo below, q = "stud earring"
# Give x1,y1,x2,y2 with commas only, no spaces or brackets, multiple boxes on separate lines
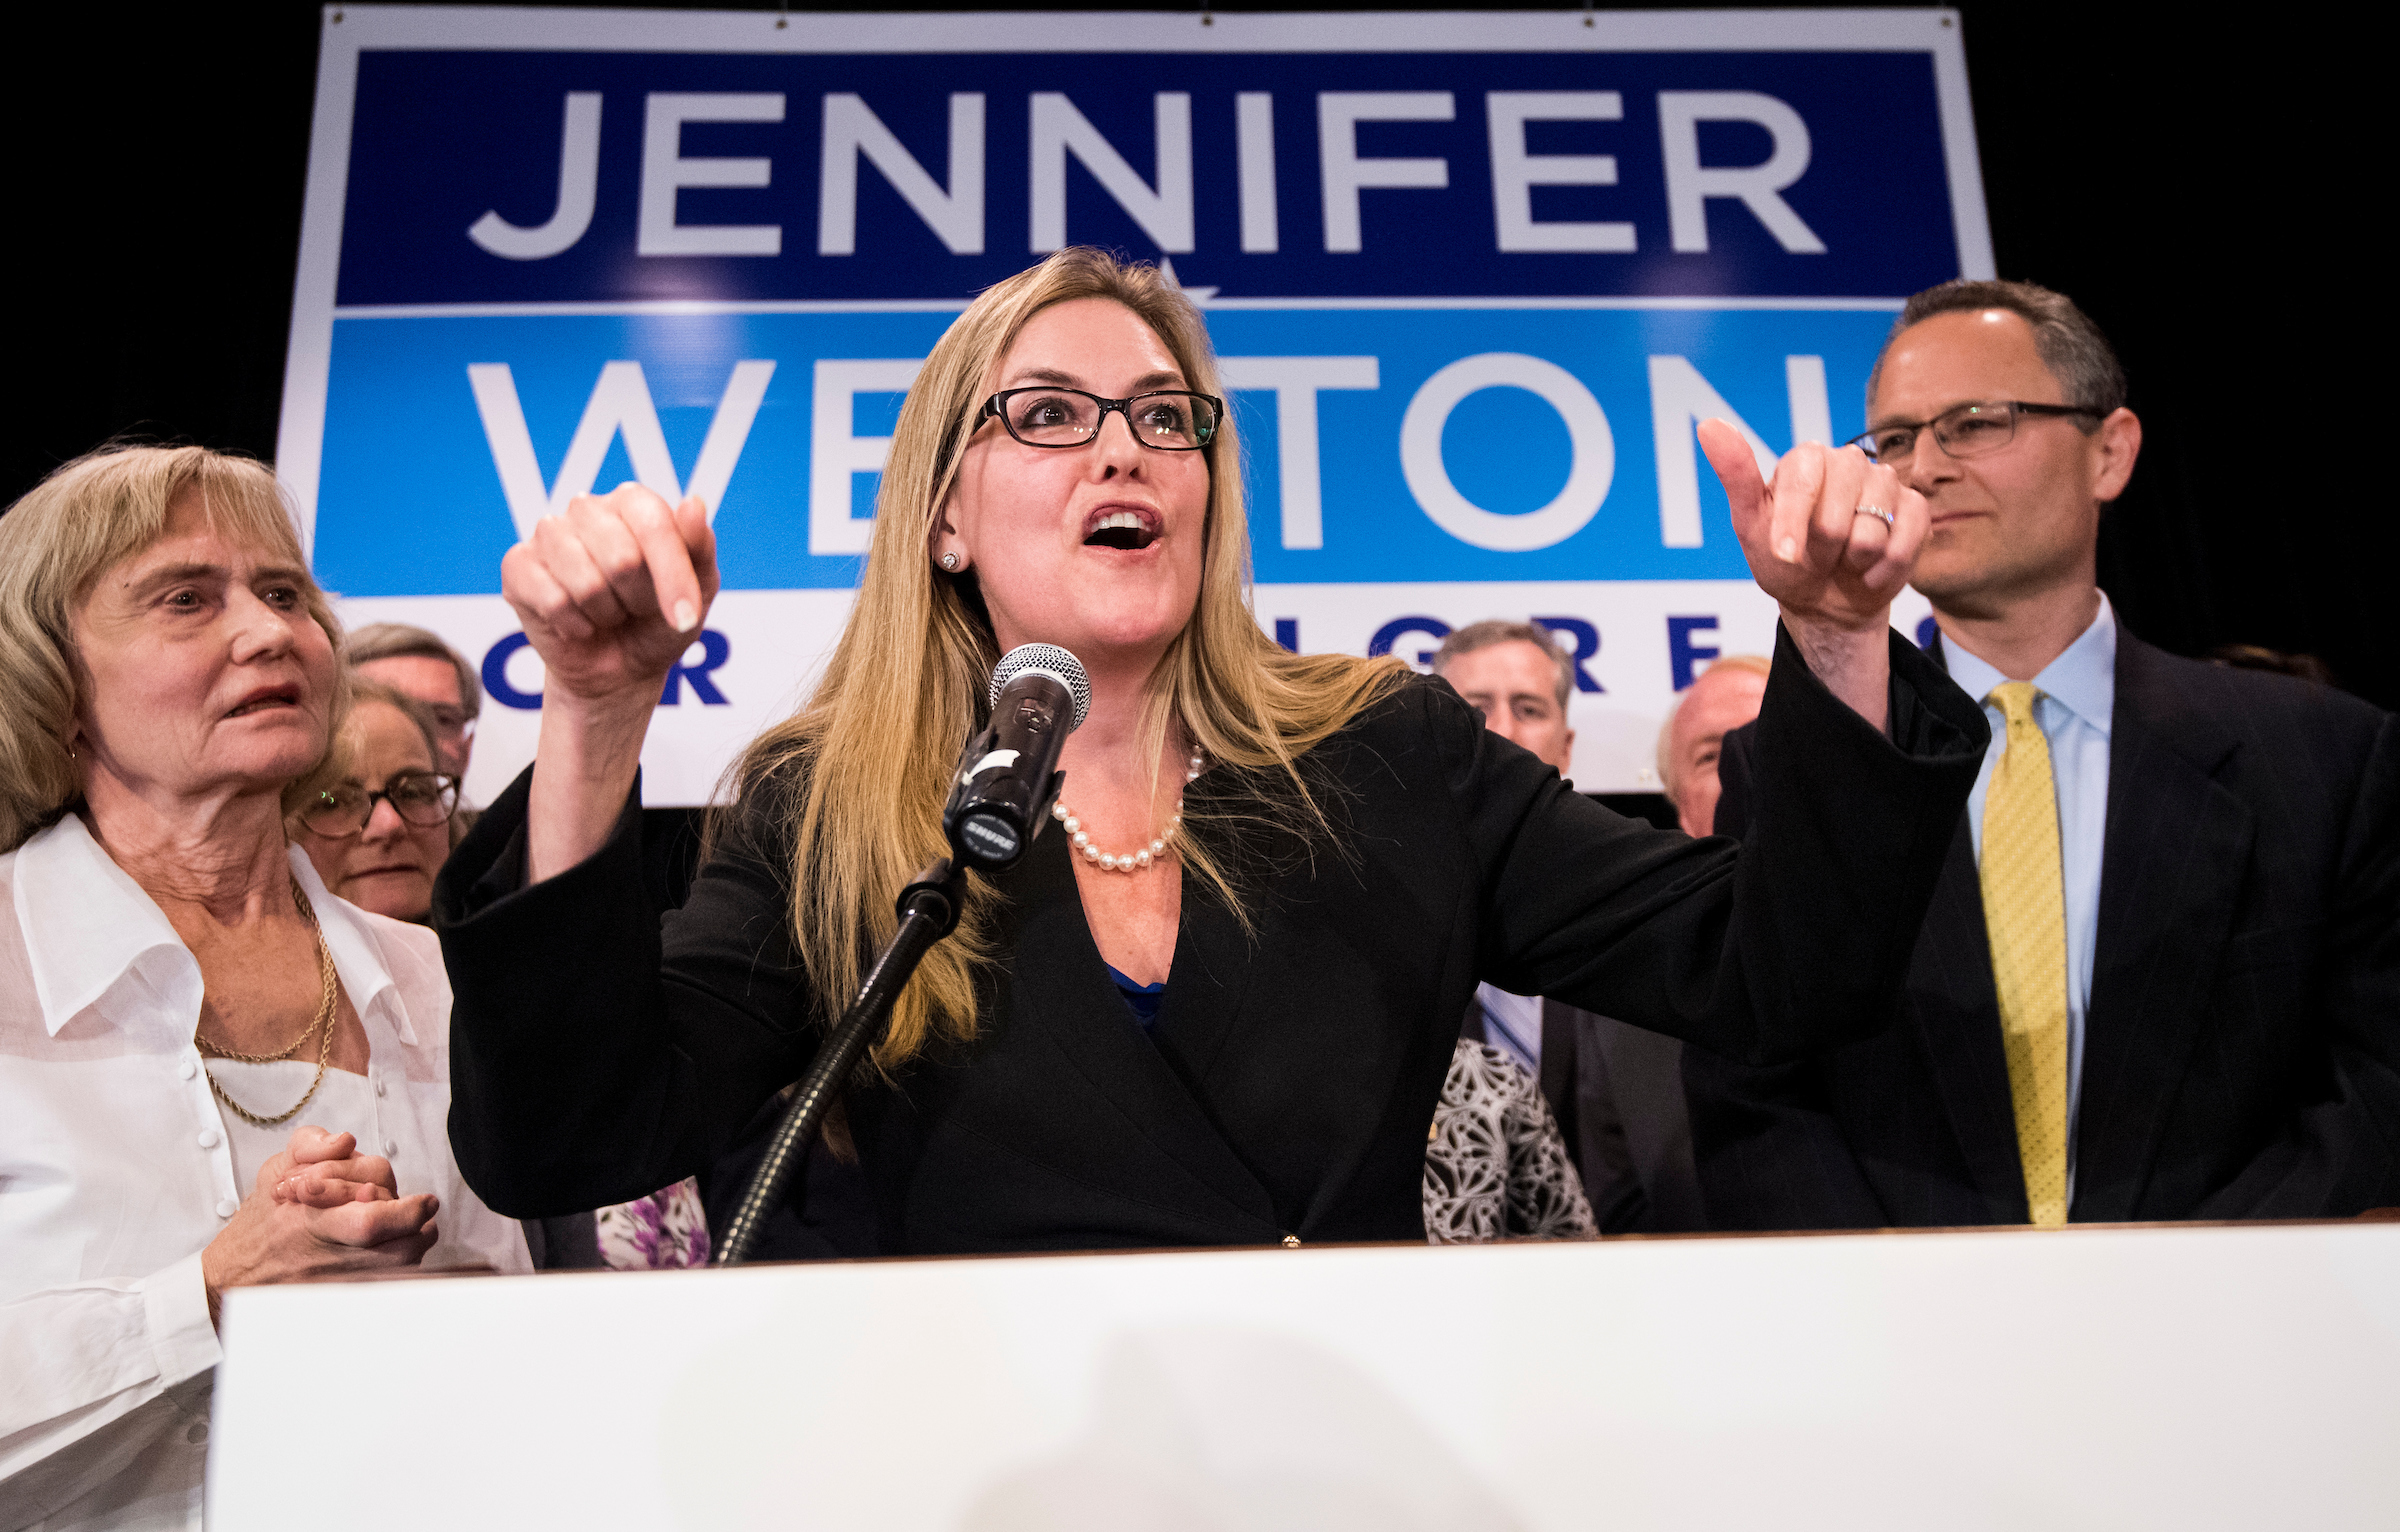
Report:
940,552,960,571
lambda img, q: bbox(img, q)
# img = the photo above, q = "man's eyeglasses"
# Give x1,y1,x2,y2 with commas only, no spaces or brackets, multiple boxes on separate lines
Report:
299,771,460,838
1846,400,2104,466
980,388,1223,451
422,704,477,744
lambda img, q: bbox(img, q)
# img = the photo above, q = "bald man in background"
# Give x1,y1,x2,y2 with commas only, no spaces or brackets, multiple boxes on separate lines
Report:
1657,656,1770,840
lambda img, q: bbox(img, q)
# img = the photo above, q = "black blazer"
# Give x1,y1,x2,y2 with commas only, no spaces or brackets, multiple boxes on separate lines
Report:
1687,628,2400,1228
438,631,1984,1254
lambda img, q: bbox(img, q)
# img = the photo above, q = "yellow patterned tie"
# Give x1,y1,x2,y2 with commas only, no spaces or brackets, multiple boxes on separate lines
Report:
1980,682,2070,1227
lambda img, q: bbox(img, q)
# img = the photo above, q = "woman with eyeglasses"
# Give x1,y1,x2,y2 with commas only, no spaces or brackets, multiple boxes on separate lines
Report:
290,681,459,923
438,248,1988,1255
0,447,529,1532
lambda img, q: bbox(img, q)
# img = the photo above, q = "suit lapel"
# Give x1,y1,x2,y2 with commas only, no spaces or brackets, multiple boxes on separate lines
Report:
1907,816,2032,1220
1001,828,1279,1228
2072,636,2252,1220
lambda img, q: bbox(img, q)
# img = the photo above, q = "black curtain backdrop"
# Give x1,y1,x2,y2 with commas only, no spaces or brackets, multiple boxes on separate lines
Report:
8,2,2380,709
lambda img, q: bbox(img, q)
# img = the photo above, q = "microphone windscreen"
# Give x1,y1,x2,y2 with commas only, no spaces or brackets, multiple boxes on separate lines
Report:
988,643,1091,732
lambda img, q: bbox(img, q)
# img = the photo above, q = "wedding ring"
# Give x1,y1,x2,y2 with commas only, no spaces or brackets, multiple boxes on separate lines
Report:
1854,505,1894,527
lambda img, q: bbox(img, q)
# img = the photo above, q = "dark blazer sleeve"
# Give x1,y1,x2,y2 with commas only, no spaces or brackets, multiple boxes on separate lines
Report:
2194,709,2400,1217
1460,623,1985,1070
1678,719,1893,1229
437,766,816,1218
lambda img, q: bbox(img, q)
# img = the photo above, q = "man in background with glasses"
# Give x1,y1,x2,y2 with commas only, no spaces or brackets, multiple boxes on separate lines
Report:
347,623,484,838
1686,278,2400,1230
347,623,483,784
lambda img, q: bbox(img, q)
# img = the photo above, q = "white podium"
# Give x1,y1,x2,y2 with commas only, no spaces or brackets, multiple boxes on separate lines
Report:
212,1223,2400,1530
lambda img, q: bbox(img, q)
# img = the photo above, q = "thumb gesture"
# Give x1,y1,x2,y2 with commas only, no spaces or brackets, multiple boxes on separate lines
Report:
1703,420,1925,634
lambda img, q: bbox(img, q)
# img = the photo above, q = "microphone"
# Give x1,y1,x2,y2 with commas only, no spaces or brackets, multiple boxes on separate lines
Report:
721,645,1086,1265
943,643,1089,870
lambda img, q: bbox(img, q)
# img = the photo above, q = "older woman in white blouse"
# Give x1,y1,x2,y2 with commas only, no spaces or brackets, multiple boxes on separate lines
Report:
0,446,527,1532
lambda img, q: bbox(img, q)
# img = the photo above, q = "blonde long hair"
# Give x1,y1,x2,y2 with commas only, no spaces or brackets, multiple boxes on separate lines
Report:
0,445,351,852
738,249,1404,1068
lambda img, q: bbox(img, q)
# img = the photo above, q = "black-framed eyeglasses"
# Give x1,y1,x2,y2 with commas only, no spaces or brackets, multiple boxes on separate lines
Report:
980,387,1223,451
299,771,460,838
1846,400,2105,465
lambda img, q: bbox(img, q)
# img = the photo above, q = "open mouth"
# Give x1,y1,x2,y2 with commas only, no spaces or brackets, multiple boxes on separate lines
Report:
1082,509,1160,552
225,686,301,719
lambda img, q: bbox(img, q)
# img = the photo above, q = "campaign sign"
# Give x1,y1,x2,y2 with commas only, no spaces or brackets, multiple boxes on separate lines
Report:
284,7,1984,802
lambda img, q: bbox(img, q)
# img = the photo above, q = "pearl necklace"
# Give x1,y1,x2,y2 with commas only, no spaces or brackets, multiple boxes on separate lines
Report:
1052,746,1205,874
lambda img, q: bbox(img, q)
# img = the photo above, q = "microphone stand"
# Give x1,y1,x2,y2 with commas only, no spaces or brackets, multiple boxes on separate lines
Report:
712,856,968,1267
711,649,1077,1268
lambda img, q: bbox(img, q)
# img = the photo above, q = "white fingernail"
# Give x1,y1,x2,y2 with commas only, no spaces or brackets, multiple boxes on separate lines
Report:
672,600,698,633
1776,538,1798,561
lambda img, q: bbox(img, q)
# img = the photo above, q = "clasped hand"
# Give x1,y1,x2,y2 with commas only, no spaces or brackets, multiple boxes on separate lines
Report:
199,1125,439,1326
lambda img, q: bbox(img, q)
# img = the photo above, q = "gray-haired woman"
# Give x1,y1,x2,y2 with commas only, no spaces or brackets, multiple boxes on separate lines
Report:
0,446,527,1532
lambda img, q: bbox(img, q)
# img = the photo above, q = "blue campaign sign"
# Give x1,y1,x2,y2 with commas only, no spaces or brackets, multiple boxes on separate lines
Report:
313,310,960,596
333,45,1962,304
313,304,1885,596
281,8,1986,800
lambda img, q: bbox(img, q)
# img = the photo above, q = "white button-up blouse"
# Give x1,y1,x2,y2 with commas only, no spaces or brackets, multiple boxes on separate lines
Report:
0,815,528,1532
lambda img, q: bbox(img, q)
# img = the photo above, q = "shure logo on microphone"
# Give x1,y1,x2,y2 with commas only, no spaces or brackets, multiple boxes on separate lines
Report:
960,817,1019,862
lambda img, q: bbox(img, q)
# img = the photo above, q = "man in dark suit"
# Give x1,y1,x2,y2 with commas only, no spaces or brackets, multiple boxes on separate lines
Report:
1687,279,2400,1228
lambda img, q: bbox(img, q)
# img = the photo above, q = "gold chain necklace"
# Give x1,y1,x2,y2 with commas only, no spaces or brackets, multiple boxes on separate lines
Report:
196,879,339,1128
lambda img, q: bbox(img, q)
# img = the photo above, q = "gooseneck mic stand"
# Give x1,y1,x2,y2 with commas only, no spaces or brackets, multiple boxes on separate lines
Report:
712,644,1085,1268
712,856,967,1267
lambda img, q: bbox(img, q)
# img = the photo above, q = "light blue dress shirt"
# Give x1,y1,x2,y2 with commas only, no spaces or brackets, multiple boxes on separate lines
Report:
1473,983,1544,1075
1940,594,2116,1196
